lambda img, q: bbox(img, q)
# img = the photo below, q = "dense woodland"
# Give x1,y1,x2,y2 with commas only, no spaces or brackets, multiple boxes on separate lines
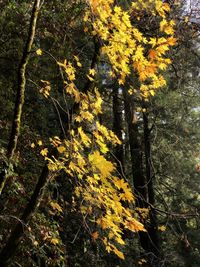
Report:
0,0,200,266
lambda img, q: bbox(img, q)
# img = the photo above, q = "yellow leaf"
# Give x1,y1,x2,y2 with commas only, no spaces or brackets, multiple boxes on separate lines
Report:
149,90,155,96
50,238,59,245
87,75,95,81
158,225,166,232
50,201,63,212
88,150,115,178
89,68,96,76
78,127,91,147
31,143,35,148
162,2,170,12
33,240,39,246
40,148,48,156
138,258,147,265
36,48,42,55
113,246,125,260
57,146,66,153
74,55,82,67
125,218,146,232
38,140,43,146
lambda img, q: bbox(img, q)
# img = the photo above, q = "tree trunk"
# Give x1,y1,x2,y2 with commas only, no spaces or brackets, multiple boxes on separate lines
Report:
112,86,124,174
123,89,159,266
0,164,49,266
0,0,41,196
143,109,160,265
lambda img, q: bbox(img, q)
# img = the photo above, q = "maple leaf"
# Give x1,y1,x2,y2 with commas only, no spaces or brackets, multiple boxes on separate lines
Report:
125,218,146,232
36,48,42,55
38,140,43,146
89,150,115,178
50,238,59,245
149,49,157,59
31,143,35,148
40,148,48,157
57,146,66,153
158,225,166,232
89,68,96,76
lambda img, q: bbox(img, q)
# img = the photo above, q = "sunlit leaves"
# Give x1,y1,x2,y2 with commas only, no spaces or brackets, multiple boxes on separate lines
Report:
38,0,178,260
88,0,176,99
43,61,144,259
57,60,76,81
89,150,115,178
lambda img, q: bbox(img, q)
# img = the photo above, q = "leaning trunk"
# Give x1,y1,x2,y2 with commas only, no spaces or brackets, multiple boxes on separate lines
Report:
0,164,49,266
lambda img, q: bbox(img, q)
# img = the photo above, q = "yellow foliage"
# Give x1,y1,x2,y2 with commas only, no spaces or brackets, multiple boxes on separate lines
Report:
88,0,176,99
125,219,146,232
89,150,115,178
78,127,91,147
43,0,177,260
57,60,76,81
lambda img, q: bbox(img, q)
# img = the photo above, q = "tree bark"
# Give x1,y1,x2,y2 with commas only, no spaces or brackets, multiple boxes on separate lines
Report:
0,164,49,266
123,89,160,266
142,109,160,265
0,0,41,195
112,86,124,174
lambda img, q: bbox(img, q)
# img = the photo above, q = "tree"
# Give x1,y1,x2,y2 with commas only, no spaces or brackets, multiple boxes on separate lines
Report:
0,1,182,266
0,0,42,194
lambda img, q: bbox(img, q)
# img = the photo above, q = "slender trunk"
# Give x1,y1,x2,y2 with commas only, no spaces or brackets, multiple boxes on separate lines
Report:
112,86,124,174
7,0,41,158
143,110,160,265
123,89,148,208
0,0,41,195
0,164,49,267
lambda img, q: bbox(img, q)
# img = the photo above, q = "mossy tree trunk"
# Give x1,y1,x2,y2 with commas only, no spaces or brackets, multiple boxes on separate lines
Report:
0,0,41,195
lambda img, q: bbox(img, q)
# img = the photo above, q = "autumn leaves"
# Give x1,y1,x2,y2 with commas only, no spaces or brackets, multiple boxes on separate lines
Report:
88,0,176,98
35,0,176,260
